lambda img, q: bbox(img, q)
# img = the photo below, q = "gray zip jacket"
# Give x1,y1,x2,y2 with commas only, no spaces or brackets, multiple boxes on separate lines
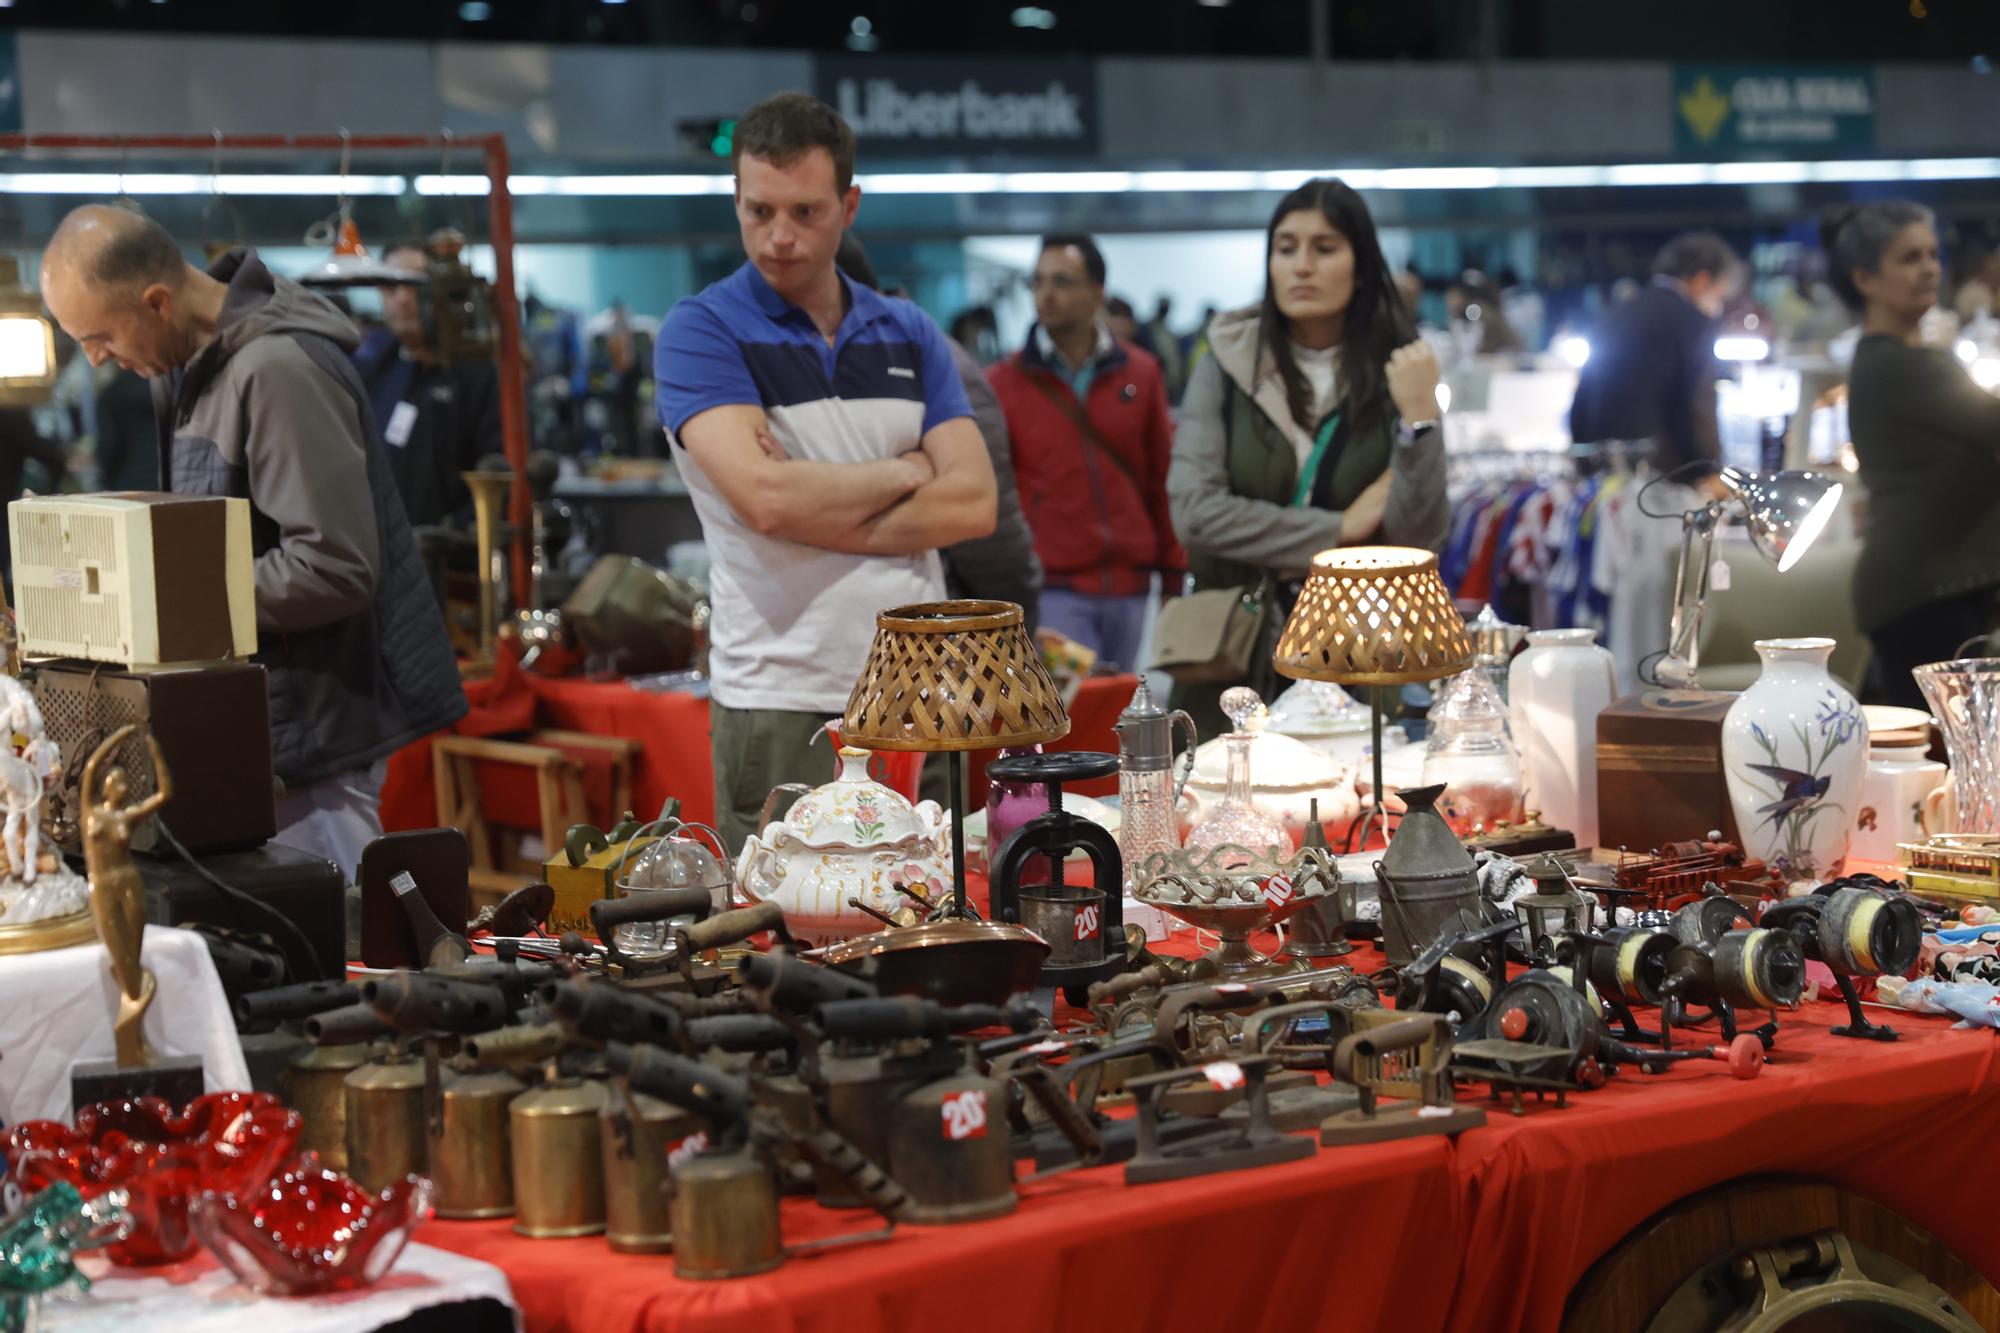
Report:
1167,305,1449,580
152,249,467,786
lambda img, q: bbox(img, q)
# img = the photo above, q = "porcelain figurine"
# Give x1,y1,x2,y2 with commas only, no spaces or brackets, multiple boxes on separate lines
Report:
735,746,952,946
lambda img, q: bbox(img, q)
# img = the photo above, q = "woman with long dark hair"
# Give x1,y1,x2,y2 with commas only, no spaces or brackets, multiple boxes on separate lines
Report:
1823,200,2000,706
1166,177,1449,736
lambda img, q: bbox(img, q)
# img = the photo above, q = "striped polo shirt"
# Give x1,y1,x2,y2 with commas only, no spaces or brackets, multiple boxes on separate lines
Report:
655,260,973,713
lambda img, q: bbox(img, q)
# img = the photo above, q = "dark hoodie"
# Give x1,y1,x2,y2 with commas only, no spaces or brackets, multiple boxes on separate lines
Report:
151,249,467,786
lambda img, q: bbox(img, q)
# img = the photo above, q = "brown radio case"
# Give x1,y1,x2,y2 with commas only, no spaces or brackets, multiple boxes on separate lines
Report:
1595,687,1742,852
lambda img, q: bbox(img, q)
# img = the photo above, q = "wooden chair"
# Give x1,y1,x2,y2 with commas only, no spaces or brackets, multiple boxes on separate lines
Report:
433,729,642,907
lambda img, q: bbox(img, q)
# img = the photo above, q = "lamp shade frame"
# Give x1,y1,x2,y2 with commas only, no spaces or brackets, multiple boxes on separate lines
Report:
842,599,1072,753
1273,546,1476,688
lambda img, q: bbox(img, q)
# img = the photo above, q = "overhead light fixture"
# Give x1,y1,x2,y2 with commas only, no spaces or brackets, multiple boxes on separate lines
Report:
458,0,491,18
0,257,56,407
1010,6,1056,26
1955,338,1979,365
1556,335,1591,368
5,155,1979,203
1973,357,2000,391
0,172,408,195
297,216,424,289
847,13,879,49
1714,336,1771,362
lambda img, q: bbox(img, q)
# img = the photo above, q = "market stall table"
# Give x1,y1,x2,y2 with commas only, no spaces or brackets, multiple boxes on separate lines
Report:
416,898,2000,1333
0,925,250,1123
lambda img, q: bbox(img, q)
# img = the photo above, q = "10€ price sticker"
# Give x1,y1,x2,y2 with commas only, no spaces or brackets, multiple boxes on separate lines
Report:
940,1089,989,1140
1202,1061,1246,1092
1262,874,1295,909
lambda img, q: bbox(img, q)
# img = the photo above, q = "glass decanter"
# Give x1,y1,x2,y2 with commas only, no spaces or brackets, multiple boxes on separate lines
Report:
1114,681,1196,893
1183,687,1290,869
1420,667,1526,837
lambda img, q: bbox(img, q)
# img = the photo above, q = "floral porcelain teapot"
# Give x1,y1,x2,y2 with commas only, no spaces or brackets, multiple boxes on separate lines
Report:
734,746,952,946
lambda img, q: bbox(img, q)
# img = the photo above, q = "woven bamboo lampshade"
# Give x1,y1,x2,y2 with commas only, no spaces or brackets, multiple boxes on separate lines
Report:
842,600,1071,753
1274,547,1474,687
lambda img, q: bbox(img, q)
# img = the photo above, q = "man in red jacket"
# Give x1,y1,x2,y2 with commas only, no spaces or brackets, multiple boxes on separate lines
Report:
988,234,1185,672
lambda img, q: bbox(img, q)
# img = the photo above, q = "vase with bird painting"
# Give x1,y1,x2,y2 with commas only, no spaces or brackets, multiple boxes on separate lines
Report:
1721,638,1867,884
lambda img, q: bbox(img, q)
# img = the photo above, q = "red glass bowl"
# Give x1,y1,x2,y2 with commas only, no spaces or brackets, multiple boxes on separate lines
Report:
5,1091,301,1266
191,1158,435,1296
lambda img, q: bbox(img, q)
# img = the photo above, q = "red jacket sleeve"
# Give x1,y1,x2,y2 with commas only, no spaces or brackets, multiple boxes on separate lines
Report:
1143,358,1187,576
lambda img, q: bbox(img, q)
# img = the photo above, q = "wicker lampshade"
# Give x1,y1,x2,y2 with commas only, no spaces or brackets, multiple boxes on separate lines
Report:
1273,546,1474,686
842,600,1071,752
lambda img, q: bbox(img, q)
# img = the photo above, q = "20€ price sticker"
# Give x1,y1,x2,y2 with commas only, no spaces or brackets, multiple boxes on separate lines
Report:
940,1089,988,1140
1263,874,1295,909
1203,1061,1246,1092
1073,903,1101,942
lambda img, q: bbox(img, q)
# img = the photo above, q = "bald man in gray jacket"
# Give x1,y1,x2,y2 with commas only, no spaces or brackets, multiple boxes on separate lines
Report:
42,204,466,878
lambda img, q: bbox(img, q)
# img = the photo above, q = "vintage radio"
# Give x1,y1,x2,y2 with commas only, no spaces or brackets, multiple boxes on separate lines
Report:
9,492,255,668
1595,688,1742,853
34,660,276,856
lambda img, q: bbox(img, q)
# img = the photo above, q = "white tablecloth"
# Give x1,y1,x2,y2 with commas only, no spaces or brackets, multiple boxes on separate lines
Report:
0,925,251,1124
37,1242,520,1332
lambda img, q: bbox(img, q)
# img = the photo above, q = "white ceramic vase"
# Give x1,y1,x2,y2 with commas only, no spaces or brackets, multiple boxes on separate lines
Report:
1720,637,1867,882
1508,628,1617,847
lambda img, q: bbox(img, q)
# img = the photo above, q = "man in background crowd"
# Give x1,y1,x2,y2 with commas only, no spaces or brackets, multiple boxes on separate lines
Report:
1568,231,1740,475
988,233,1182,672
353,241,504,529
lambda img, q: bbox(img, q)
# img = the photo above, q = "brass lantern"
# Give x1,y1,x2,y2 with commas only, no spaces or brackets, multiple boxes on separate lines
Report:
421,228,496,368
0,258,57,408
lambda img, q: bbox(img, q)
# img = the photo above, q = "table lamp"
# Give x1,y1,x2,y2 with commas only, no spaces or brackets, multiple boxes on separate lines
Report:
0,257,56,408
1655,467,1844,689
1273,547,1474,844
842,600,1071,918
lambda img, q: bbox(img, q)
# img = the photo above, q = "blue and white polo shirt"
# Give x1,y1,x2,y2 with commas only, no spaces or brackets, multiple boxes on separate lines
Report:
655,261,973,713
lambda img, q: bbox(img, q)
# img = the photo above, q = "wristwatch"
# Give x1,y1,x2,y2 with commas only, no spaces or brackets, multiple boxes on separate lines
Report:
1397,418,1440,445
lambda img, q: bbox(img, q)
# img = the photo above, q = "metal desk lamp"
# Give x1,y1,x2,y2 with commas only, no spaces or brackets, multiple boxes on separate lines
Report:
1653,467,1844,690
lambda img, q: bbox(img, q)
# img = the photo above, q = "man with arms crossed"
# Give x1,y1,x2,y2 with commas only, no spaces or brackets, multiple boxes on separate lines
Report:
655,93,996,850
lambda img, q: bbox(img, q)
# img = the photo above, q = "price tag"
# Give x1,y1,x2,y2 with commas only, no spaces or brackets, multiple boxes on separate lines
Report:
1710,559,1732,592
1202,1061,1246,1092
1073,903,1101,942
940,1089,989,1140
1263,874,1296,909
390,871,417,899
665,1131,709,1169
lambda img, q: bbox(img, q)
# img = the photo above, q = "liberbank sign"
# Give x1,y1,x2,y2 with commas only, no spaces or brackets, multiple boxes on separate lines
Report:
815,56,1098,157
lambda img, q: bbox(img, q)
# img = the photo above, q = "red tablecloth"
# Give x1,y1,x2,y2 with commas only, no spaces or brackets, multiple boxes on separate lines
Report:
381,671,1140,838
381,668,716,832
418,900,2000,1333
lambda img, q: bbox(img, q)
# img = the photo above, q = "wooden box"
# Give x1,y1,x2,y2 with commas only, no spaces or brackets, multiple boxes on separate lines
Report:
541,835,660,938
1595,688,1741,852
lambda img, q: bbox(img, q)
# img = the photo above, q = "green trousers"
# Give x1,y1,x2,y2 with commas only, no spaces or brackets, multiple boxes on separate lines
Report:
710,704,836,855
